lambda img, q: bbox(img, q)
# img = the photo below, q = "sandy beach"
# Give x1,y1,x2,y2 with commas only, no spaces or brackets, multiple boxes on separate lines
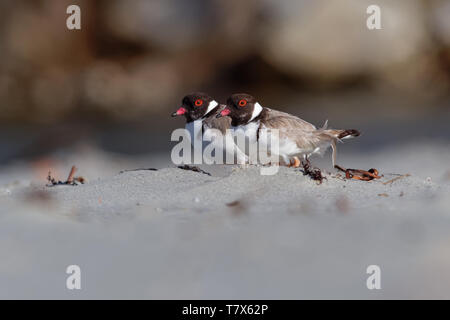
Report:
0,140,449,299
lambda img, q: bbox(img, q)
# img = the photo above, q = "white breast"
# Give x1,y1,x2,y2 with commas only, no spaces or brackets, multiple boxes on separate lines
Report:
257,126,300,163
259,126,333,164
186,119,248,163
232,121,259,143
185,120,203,146
279,137,302,157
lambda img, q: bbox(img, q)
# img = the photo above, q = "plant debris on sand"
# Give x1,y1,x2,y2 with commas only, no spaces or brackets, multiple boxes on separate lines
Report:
47,166,85,186
301,161,325,183
334,165,382,181
177,165,211,176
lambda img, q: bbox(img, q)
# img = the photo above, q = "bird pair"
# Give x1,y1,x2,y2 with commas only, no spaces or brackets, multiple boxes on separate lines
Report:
172,92,361,180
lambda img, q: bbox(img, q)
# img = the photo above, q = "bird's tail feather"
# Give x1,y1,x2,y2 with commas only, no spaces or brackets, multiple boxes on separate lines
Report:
319,129,360,141
337,129,360,139
315,127,360,167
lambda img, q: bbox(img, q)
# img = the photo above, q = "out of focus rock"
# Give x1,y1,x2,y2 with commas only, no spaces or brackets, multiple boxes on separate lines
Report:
4,0,92,68
83,61,129,116
0,0,93,122
261,0,431,83
0,0,447,124
431,0,450,46
83,58,182,119
31,69,77,121
103,0,216,52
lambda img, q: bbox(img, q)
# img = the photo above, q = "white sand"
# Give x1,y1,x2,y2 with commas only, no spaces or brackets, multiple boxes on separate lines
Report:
0,141,449,299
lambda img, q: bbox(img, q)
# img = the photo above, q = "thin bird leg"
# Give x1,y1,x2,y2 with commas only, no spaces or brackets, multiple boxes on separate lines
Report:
303,155,311,167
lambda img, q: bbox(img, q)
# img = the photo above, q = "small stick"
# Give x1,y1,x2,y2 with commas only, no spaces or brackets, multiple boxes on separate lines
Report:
66,166,77,184
383,174,411,185
46,166,85,187
335,165,381,181
177,165,211,176
334,165,347,173
120,168,158,174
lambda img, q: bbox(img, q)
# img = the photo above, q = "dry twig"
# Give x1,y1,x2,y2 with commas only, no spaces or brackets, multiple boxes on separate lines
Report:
335,165,382,181
47,165,85,186
382,174,411,185
177,165,211,176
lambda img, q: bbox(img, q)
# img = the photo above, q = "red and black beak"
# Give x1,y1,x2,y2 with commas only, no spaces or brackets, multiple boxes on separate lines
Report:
171,107,187,117
216,107,231,118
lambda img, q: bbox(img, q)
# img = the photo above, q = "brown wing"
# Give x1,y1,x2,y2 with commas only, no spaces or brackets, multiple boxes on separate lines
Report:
262,108,316,131
261,109,328,151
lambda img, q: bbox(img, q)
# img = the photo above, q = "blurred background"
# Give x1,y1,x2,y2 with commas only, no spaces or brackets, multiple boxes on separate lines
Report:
0,0,449,181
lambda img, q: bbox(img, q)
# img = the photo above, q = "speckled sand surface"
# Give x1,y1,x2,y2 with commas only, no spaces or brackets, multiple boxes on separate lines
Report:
0,141,449,299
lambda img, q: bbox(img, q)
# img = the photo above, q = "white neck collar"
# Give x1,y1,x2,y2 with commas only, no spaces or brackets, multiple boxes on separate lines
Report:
204,100,218,117
248,102,263,122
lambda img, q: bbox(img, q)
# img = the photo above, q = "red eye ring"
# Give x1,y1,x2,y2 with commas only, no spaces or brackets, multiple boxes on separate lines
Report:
238,99,247,107
194,99,203,107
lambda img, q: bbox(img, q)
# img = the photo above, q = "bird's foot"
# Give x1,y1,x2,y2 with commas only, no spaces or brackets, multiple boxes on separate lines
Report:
288,156,301,168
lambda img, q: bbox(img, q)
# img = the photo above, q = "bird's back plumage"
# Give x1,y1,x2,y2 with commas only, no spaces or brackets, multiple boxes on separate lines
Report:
255,107,360,166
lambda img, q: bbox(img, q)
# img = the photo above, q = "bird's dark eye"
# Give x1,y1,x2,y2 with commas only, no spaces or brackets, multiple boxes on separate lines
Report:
194,99,203,107
238,99,247,107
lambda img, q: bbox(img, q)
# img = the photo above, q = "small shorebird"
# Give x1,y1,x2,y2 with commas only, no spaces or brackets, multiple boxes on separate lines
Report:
172,92,248,164
217,93,360,179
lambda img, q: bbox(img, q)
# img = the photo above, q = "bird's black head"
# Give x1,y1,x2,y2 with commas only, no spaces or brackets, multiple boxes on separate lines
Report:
217,93,260,126
172,92,219,122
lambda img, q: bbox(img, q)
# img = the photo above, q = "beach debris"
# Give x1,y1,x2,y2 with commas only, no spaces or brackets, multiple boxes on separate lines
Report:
382,173,411,185
47,166,85,186
226,200,247,216
301,159,325,183
119,168,158,174
378,193,389,197
331,173,346,181
335,165,381,181
177,165,211,176
226,200,240,207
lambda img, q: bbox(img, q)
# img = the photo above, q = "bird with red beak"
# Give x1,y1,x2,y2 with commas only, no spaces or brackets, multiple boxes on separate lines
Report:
172,92,248,164
217,93,362,181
